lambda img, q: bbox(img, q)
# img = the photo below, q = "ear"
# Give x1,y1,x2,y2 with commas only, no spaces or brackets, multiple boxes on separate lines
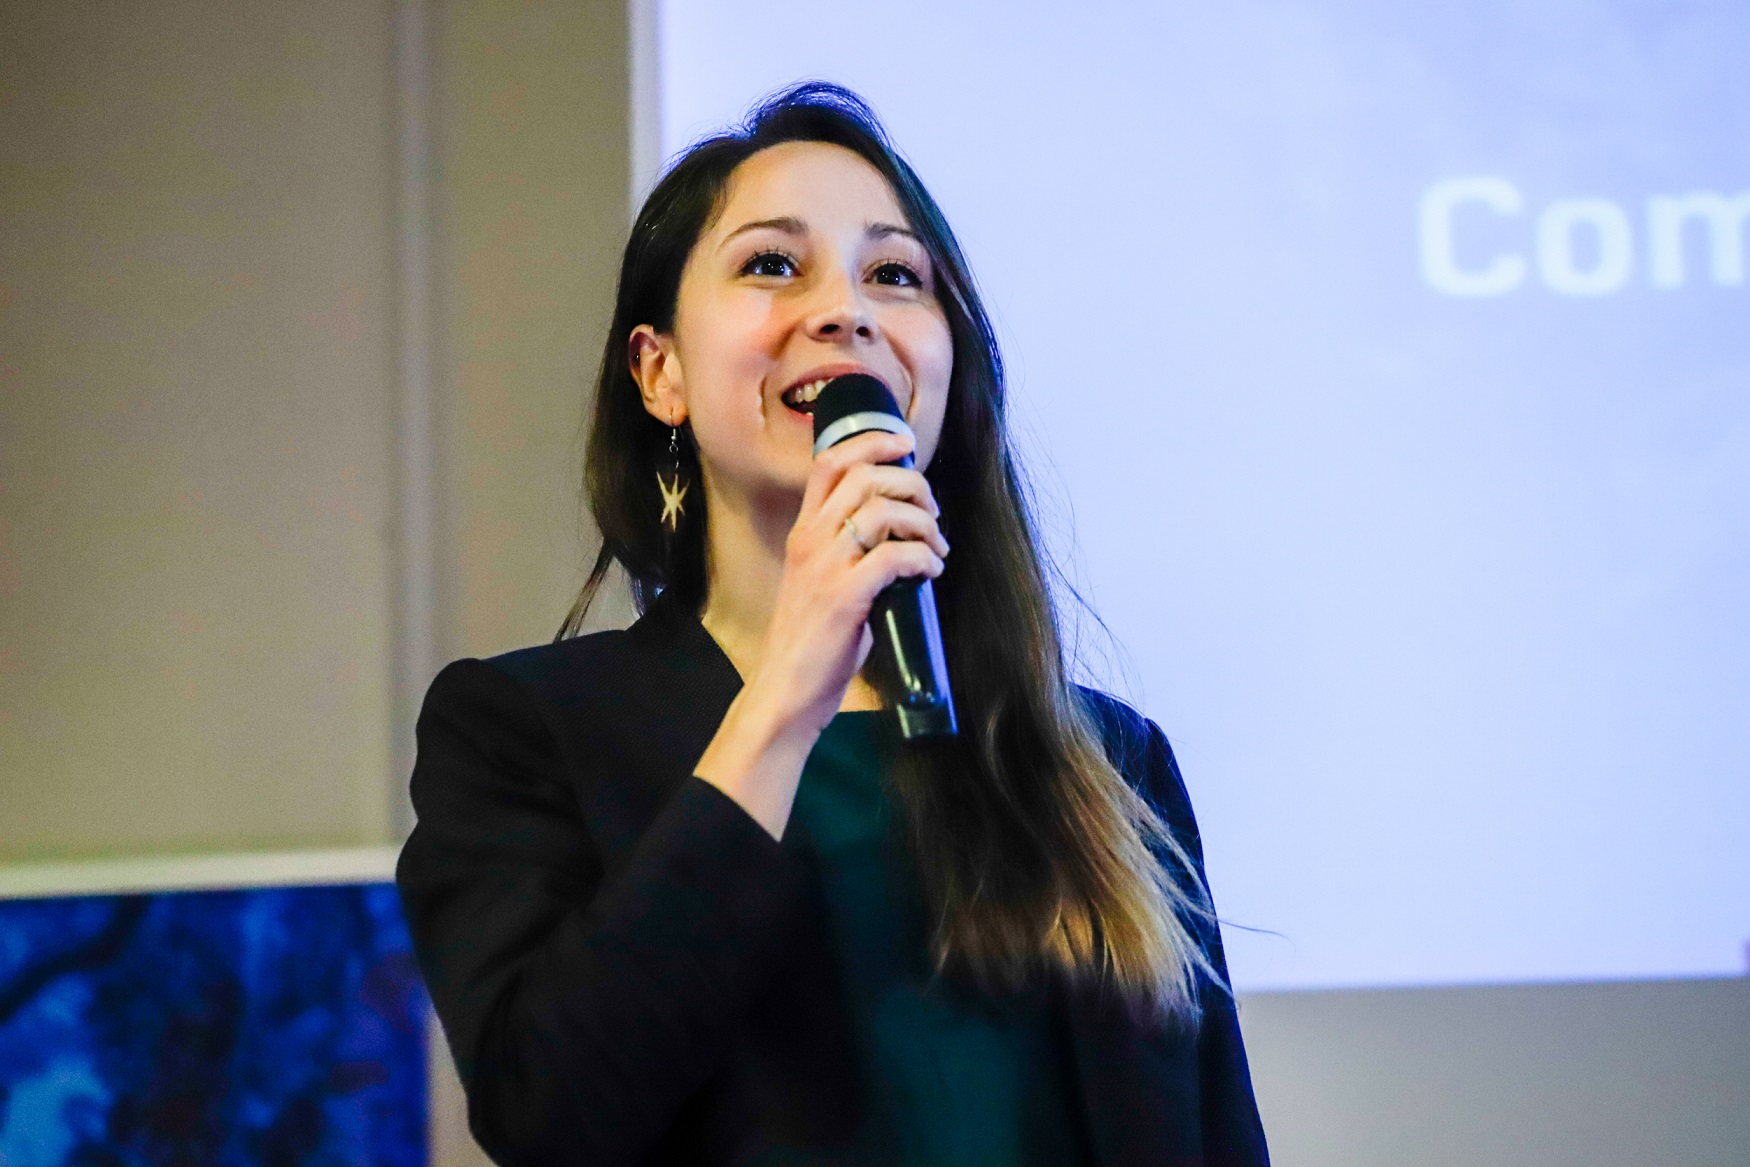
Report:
629,325,687,427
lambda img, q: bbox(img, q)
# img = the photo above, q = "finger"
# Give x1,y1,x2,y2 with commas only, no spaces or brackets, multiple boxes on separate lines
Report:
842,497,949,558
799,430,918,518
820,464,939,532
848,540,945,598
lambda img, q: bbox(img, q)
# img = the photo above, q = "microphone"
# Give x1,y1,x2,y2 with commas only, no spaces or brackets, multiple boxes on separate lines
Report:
812,374,957,741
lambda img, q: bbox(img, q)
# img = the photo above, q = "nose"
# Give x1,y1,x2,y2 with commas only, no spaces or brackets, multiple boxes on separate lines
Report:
804,266,878,344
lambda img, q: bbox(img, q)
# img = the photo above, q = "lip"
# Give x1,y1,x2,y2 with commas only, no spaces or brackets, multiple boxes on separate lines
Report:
778,363,900,415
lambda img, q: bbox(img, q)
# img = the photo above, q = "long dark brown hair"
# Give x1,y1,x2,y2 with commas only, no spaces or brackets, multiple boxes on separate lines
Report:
560,82,1220,1017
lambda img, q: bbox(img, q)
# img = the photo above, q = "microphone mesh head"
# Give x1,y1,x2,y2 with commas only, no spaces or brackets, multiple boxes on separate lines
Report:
812,373,902,443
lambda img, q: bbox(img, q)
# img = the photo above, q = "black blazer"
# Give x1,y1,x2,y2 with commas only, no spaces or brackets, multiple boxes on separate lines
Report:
397,596,1270,1167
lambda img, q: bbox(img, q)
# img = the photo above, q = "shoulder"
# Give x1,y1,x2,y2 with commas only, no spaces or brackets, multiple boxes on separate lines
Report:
1074,687,1182,797
417,598,741,782
418,629,639,731
476,627,644,702
411,630,666,788
425,594,718,719
1074,685,1204,861
1075,687,1152,769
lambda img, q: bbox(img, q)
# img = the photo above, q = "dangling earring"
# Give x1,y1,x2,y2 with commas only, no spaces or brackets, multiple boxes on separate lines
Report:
657,423,689,533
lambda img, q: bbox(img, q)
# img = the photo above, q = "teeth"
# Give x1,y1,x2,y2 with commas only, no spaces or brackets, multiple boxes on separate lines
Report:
794,379,829,403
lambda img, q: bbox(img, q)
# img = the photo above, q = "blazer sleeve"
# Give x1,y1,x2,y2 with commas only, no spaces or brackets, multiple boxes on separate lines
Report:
395,658,808,1167
1096,697,1268,1167
1139,717,1272,1166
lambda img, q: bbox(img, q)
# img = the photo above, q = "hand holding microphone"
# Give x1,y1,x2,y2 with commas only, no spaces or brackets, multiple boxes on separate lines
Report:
694,374,953,838
812,374,957,740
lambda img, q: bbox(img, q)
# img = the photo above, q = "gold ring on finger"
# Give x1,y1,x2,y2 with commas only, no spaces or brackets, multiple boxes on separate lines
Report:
843,515,874,553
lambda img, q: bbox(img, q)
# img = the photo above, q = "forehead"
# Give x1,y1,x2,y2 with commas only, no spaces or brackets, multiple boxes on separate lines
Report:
709,140,910,235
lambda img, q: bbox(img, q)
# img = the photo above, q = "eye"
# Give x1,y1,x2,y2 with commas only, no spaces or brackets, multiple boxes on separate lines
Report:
870,261,924,288
740,251,798,278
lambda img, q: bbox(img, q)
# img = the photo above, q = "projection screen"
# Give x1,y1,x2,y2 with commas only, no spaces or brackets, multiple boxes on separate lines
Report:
658,0,1750,991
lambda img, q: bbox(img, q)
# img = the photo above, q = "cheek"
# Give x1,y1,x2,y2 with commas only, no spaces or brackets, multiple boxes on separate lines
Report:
907,318,956,467
672,294,802,487
680,297,778,380
676,301,780,426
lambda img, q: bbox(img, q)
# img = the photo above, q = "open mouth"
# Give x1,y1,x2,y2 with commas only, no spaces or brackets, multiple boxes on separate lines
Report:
779,377,834,415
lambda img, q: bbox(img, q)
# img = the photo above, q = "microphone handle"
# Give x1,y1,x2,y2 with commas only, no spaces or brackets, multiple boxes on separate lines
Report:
864,450,957,740
869,576,956,740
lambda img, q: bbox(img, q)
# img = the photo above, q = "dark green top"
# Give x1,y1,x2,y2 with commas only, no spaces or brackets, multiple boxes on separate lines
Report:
754,711,1090,1167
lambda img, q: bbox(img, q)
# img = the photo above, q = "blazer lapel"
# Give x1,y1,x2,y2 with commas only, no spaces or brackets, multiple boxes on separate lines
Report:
575,596,744,862
629,596,743,781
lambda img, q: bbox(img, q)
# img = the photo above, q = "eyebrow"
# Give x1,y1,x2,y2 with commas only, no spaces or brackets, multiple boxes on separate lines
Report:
865,221,921,244
720,216,806,247
718,216,922,248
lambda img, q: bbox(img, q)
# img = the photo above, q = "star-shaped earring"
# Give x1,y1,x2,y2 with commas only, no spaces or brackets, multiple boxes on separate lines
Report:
658,469,688,531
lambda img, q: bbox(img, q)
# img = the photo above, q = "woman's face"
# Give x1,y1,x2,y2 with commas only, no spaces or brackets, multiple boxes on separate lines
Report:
632,141,953,510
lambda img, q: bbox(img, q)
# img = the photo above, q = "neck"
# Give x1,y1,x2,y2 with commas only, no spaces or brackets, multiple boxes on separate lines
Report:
698,477,793,678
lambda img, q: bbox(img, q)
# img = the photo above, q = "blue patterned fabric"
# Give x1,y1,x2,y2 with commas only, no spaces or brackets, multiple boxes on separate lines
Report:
0,884,426,1167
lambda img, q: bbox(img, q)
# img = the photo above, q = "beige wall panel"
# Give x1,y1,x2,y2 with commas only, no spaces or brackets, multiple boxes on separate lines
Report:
423,7,635,1158
0,0,398,859
436,0,635,662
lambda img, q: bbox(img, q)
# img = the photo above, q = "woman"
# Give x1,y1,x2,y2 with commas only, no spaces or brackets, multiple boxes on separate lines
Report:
398,83,1269,1167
